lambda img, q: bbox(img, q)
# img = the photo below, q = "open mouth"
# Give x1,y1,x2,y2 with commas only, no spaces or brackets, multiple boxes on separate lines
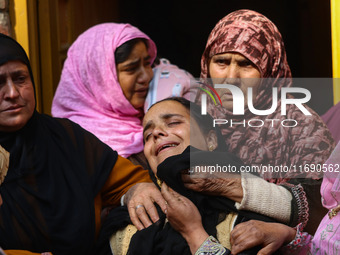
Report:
156,143,179,156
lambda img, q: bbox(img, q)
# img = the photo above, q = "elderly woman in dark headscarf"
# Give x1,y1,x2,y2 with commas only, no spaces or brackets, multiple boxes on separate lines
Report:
0,34,165,254
188,9,335,234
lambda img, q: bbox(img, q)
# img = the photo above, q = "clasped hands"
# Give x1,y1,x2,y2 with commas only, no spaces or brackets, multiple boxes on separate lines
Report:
124,171,295,255
124,169,242,230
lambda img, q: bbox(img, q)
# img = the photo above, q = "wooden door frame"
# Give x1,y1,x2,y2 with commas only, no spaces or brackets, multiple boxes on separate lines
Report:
10,0,60,115
331,0,340,104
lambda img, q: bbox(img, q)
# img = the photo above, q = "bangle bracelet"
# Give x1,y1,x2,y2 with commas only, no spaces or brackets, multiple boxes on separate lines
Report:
195,236,227,255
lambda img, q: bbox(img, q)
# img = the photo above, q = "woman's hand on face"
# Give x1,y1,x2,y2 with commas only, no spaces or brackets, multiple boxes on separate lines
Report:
161,183,209,254
181,170,244,203
230,220,297,255
124,182,167,230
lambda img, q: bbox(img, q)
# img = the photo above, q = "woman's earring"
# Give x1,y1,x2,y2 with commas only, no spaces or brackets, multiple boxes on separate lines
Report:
209,144,214,151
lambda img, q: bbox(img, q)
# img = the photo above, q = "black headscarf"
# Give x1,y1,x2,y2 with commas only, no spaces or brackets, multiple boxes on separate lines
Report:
0,33,118,254
0,33,36,100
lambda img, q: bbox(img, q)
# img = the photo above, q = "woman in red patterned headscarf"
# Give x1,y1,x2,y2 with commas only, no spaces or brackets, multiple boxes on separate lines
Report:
188,9,335,234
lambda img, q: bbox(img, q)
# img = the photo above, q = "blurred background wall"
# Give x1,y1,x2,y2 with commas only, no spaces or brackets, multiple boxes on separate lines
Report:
4,0,337,115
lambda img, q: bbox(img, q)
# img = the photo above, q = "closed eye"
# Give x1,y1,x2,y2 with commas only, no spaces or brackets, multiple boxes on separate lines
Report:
143,131,152,142
168,121,182,127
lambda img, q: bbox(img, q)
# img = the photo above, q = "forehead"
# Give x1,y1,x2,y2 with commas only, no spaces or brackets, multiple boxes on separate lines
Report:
0,60,28,73
127,41,149,58
212,52,248,60
143,101,190,124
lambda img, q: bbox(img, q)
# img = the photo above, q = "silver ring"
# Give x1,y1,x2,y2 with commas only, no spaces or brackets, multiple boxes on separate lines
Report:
135,204,144,210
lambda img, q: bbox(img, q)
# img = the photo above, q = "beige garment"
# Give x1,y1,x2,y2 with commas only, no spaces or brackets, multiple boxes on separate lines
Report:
109,212,238,255
0,145,9,185
236,173,292,224
110,224,138,255
216,212,237,250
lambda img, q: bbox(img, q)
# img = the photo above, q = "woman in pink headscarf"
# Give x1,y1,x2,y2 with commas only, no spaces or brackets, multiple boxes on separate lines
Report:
52,23,157,169
185,9,335,235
